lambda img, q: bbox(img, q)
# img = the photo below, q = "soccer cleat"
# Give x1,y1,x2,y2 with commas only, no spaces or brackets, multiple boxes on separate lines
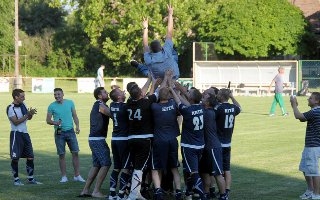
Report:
14,179,24,186
130,60,139,68
28,179,43,184
312,194,320,200
300,190,313,199
60,176,68,183
73,175,86,182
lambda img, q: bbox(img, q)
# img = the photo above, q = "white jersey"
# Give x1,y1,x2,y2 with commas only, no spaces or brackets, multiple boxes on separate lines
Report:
7,103,28,133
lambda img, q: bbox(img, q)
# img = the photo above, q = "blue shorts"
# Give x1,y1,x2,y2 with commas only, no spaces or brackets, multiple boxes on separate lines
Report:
222,147,231,171
10,131,34,160
299,147,320,176
89,139,112,167
152,138,179,170
54,129,79,155
111,140,131,169
199,147,223,176
181,147,203,173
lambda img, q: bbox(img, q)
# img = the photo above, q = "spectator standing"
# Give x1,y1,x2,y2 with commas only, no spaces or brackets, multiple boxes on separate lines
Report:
46,88,85,183
6,89,42,185
290,93,320,200
268,66,288,116
96,65,105,88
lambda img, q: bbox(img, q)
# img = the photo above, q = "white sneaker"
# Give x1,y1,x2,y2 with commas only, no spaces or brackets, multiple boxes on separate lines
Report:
312,194,320,200
300,190,313,199
74,175,86,182
60,176,68,183
14,179,24,186
109,195,118,200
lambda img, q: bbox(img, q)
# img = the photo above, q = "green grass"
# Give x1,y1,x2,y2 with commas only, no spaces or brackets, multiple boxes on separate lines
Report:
0,92,311,199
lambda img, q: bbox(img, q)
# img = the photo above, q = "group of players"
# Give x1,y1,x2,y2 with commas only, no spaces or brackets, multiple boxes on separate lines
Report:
83,68,241,200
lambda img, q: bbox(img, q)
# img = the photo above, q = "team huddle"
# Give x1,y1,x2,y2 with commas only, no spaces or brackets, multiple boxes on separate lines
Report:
79,68,241,200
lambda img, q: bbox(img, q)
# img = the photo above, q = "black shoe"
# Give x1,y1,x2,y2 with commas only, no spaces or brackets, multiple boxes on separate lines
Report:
130,60,139,68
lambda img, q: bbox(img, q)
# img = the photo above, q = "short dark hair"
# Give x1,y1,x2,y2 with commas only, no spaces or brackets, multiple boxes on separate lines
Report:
150,40,161,53
12,89,24,99
190,88,202,104
110,88,120,102
127,82,137,92
129,85,141,100
312,92,320,102
94,87,105,100
54,88,63,93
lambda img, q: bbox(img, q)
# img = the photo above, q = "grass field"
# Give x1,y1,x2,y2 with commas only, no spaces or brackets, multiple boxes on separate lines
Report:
0,91,311,200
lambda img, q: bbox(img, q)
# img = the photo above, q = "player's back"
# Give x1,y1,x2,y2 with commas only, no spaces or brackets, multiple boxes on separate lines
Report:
110,102,128,138
215,102,241,145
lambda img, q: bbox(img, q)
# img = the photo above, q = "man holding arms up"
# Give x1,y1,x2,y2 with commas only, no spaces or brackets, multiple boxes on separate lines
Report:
291,93,320,200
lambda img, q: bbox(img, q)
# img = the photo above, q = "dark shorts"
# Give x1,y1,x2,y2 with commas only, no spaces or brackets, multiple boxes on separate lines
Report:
128,138,152,170
10,131,34,160
111,140,131,169
89,139,112,167
152,138,179,170
54,129,80,155
222,147,231,171
181,147,203,173
199,147,223,176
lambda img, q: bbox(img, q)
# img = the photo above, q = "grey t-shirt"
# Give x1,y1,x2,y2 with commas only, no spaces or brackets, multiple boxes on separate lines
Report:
274,74,285,93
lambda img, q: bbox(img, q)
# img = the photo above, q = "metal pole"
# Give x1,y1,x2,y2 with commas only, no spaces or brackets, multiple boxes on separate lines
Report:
14,0,21,89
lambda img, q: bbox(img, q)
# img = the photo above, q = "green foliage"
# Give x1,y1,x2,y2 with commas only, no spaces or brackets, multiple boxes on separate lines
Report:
19,0,67,35
205,0,308,59
0,0,14,53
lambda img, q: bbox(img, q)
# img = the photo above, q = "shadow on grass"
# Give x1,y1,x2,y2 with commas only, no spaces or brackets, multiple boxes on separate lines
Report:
0,151,305,200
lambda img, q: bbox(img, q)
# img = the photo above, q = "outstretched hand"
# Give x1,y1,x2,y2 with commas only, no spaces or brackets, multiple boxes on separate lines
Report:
142,17,148,28
167,4,173,15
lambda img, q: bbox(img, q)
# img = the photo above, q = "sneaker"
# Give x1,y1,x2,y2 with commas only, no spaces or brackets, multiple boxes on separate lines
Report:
60,176,68,183
14,179,24,186
185,195,192,200
282,113,288,116
28,179,43,184
312,194,320,200
130,60,139,68
109,195,118,200
74,175,86,182
269,113,275,117
300,190,313,199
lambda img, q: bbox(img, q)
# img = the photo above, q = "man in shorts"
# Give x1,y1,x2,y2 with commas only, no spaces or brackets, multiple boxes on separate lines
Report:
290,92,320,200
6,89,41,186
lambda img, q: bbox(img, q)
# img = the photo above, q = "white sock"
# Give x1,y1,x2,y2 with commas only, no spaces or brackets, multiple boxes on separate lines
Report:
129,170,143,199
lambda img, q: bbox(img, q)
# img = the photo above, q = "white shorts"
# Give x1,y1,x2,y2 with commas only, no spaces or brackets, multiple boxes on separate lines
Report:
299,147,320,176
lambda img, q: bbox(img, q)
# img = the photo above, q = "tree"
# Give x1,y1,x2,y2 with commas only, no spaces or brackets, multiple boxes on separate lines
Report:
0,0,14,54
197,0,308,59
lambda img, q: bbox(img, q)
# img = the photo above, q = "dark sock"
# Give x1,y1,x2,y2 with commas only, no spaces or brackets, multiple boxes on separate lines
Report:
26,159,34,180
119,172,131,192
11,160,19,179
109,170,120,193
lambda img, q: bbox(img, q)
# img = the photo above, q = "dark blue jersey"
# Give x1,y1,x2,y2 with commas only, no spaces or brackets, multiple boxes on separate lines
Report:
110,102,128,139
203,108,221,149
151,99,180,141
179,103,204,149
126,94,157,139
303,106,320,147
89,100,110,138
214,102,241,146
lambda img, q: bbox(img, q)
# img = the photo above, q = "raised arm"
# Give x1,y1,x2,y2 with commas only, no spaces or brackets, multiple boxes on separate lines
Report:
229,91,241,110
141,73,152,96
143,17,150,53
166,4,174,40
290,96,306,122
